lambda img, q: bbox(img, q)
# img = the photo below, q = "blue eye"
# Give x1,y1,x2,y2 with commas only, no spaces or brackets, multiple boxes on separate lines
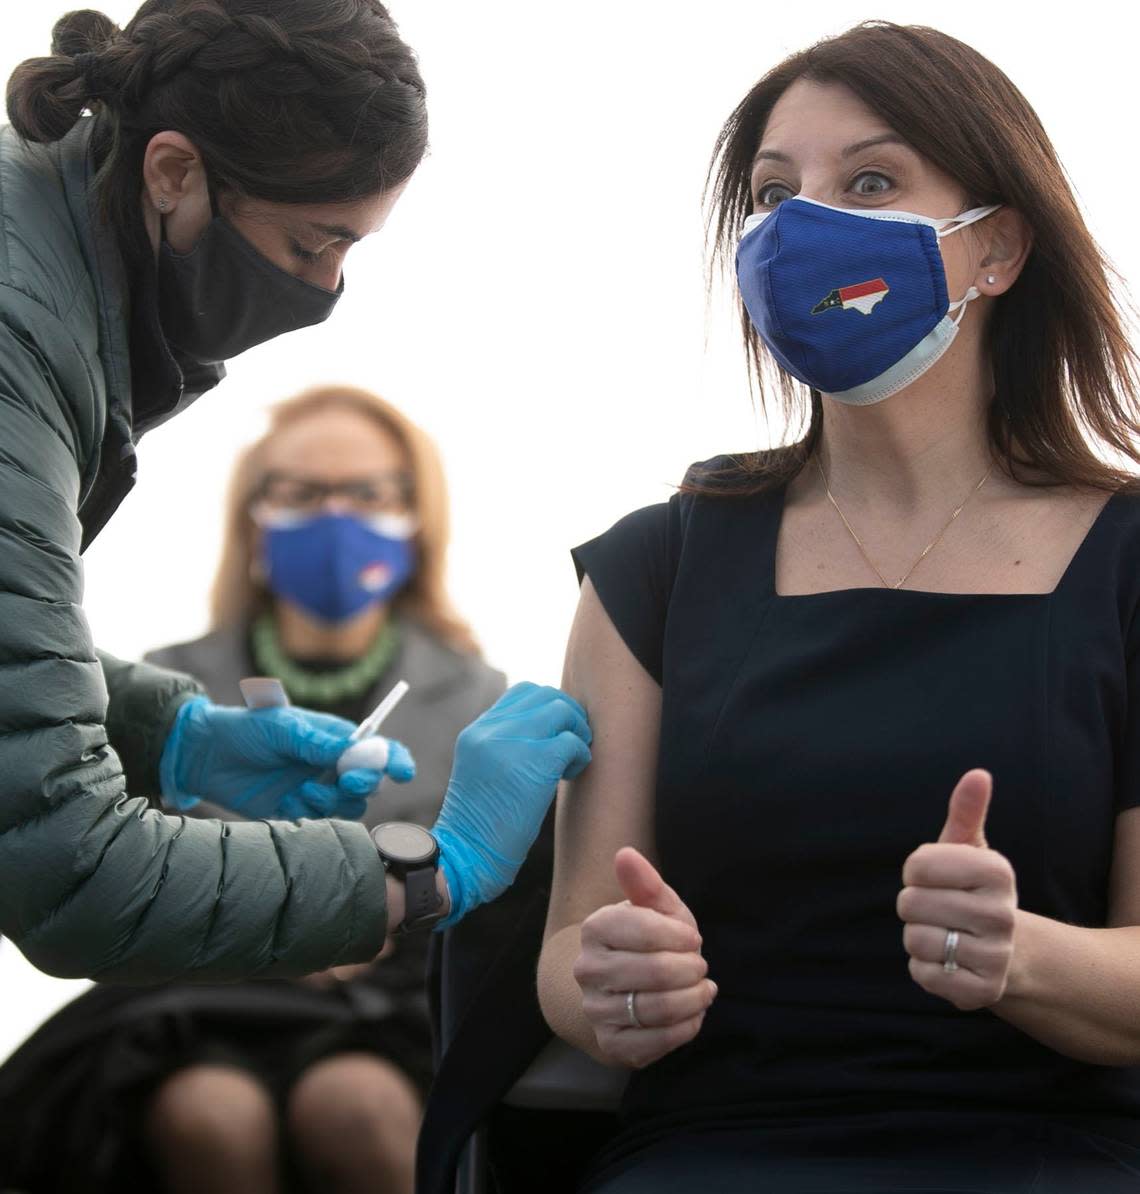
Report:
851,171,892,197
756,182,795,208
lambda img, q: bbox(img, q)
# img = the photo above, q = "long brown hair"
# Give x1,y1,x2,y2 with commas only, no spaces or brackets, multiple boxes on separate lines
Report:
211,385,480,656
7,3,428,264
698,21,1140,495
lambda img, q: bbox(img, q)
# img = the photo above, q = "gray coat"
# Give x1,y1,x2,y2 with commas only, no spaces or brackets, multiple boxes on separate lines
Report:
145,620,507,828
0,115,397,981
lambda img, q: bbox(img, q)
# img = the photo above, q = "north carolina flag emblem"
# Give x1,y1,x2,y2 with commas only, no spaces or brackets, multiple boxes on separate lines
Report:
359,562,392,592
811,277,890,316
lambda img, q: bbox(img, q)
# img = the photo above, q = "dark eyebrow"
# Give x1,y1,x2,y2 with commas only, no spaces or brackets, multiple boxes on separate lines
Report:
840,133,909,158
751,132,910,167
308,221,362,244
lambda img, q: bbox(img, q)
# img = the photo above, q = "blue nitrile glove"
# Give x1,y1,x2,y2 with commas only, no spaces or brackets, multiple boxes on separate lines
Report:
431,682,592,928
159,697,416,821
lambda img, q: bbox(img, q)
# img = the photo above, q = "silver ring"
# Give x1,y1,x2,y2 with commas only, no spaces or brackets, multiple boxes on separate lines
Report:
942,929,961,973
625,990,643,1029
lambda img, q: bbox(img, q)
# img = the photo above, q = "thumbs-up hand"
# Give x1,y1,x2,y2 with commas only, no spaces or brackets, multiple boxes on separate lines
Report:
573,847,716,1069
897,769,1019,1011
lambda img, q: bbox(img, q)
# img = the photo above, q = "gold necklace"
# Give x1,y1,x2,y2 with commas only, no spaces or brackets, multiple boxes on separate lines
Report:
814,455,994,591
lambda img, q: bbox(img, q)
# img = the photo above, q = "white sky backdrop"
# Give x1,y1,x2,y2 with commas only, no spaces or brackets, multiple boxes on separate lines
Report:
2,0,1138,1059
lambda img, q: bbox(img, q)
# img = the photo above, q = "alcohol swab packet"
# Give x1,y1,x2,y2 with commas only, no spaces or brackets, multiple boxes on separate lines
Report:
239,676,290,709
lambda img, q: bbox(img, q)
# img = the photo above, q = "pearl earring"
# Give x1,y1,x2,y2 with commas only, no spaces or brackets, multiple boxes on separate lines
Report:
985,274,996,285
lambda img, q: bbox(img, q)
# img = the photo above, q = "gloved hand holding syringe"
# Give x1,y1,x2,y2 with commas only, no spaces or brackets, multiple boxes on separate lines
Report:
159,677,416,822
234,676,416,819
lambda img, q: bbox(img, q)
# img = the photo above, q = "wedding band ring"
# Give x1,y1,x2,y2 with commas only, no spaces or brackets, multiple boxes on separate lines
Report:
625,990,643,1029
943,929,960,973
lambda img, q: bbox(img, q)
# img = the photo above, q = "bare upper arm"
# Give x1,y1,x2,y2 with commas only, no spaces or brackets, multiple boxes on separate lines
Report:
1108,807,1140,927
543,576,662,940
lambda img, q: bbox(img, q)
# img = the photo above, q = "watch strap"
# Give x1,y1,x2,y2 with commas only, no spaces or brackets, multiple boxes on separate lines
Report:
399,864,444,933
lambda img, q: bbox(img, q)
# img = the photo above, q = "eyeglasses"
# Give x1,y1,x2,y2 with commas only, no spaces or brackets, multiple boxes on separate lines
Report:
255,470,415,515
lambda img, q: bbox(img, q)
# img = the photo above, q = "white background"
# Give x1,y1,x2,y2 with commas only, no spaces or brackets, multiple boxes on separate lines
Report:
1,1,1137,1061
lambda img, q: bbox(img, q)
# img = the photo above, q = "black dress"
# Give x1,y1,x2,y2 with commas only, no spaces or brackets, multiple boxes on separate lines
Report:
570,459,1140,1193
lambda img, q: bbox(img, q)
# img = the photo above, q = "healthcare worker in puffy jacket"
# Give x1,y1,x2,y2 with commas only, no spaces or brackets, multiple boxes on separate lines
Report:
0,0,591,982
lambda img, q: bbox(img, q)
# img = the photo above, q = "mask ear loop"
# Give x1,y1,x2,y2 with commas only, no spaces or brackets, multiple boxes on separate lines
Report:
947,286,981,325
938,205,999,324
933,204,1002,237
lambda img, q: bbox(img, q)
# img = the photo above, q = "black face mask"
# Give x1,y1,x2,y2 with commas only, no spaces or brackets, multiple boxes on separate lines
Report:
156,216,343,365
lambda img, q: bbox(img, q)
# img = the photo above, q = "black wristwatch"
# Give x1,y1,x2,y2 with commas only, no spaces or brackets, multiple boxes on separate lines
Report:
370,822,445,933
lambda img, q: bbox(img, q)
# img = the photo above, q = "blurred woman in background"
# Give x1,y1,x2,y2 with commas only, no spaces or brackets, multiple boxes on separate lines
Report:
141,384,505,1193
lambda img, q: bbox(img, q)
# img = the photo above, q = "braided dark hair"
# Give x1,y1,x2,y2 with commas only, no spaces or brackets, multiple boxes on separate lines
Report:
7,1,427,247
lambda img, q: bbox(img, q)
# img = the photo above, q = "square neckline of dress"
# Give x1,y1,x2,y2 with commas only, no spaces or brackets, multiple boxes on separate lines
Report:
766,483,1122,601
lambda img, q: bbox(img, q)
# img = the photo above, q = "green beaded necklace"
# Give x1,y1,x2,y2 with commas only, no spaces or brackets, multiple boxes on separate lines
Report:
251,613,401,707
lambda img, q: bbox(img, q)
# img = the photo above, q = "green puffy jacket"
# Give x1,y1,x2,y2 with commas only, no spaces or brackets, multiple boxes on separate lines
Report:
0,117,388,982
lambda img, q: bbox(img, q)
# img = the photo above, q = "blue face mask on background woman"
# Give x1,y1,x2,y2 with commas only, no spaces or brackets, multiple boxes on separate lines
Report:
736,197,1000,405
258,511,418,623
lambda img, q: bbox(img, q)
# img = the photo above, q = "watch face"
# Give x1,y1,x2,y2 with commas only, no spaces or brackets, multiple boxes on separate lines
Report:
372,822,437,865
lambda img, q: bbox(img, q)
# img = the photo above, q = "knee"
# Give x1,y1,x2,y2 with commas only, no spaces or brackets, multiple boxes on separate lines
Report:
286,1052,422,1159
147,1063,277,1157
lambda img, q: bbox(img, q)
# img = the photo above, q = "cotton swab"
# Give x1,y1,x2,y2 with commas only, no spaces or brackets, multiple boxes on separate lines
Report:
335,679,411,777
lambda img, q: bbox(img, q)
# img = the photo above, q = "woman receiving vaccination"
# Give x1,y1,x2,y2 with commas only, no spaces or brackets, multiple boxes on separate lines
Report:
539,21,1140,1192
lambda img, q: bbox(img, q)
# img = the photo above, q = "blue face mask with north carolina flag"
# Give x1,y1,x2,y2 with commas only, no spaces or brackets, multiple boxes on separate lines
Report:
735,197,1001,406
259,511,418,623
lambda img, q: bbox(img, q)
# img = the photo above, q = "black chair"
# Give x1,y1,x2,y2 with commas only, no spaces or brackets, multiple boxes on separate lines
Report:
419,813,625,1194
453,993,628,1194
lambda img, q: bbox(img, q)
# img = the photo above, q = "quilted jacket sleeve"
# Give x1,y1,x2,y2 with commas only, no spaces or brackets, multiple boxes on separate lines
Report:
0,299,388,982
98,650,202,800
